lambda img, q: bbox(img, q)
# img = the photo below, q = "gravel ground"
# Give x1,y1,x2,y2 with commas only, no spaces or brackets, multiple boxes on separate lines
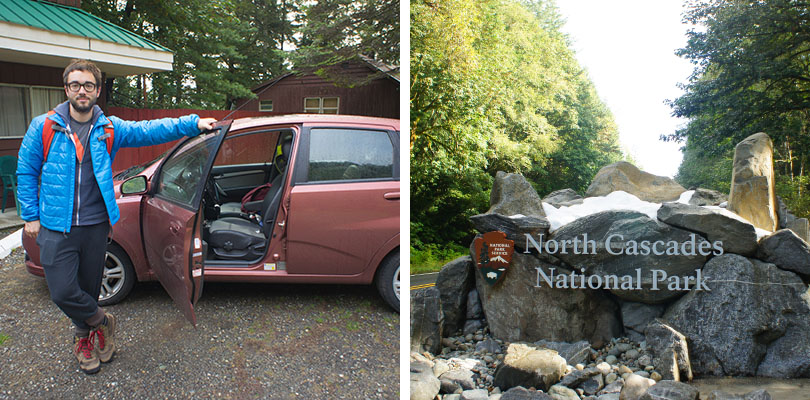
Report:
0,242,400,399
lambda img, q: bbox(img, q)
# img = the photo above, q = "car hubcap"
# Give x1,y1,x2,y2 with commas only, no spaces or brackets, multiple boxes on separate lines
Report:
99,252,125,301
393,265,400,300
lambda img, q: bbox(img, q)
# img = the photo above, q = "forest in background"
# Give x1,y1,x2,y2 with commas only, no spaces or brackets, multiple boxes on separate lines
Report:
410,0,625,270
82,0,398,110
668,0,810,220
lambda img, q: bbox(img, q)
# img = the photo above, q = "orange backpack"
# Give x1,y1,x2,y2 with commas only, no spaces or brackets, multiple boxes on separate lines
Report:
42,110,114,161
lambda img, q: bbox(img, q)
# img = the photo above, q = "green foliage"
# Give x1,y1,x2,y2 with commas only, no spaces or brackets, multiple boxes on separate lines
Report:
0,333,8,346
410,232,468,274
290,0,399,80
669,0,810,218
82,0,398,108
410,0,623,252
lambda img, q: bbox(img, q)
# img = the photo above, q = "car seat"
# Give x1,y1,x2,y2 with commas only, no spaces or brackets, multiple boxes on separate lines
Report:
206,137,291,260
217,139,290,218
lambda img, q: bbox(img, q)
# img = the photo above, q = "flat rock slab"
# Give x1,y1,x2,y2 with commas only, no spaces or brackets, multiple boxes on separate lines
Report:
657,202,758,257
469,213,550,251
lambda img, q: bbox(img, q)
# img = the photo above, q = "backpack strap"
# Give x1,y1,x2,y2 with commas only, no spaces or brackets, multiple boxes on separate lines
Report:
99,121,114,154
42,110,57,162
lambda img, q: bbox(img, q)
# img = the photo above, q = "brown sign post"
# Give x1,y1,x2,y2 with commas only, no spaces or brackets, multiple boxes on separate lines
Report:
473,231,514,286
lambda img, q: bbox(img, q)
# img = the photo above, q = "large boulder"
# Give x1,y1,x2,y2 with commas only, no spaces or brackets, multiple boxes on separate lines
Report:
411,287,444,354
644,319,693,382
657,202,758,256
493,343,567,392
619,374,656,400
549,210,710,303
728,132,778,232
473,250,622,347
436,257,475,337
756,229,810,279
488,171,546,218
411,354,441,400
585,161,685,202
757,313,810,378
542,188,584,208
533,340,592,366
688,188,728,206
663,254,807,376
469,213,550,251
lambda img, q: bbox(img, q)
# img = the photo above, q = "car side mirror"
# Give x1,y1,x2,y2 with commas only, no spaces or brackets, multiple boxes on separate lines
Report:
121,175,148,195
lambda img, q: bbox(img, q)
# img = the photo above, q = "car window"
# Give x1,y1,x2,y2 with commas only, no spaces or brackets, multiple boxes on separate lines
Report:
155,133,219,206
213,130,278,166
307,128,393,182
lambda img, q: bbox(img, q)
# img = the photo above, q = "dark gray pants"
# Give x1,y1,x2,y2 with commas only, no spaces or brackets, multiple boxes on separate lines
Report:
38,222,109,334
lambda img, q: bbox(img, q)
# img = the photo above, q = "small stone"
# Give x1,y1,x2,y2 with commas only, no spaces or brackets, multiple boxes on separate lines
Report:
625,349,639,360
460,389,489,400
465,334,474,342
637,355,652,368
605,355,618,365
433,359,450,377
650,371,662,382
475,334,484,342
635,371,650,378
644,366,654,372
596,362,611,376
548,384,580,400
576,364,585,371
605,373,617,384
618,365,632,375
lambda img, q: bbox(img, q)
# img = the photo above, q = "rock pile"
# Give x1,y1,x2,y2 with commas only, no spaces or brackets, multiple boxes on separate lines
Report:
412,132,809,399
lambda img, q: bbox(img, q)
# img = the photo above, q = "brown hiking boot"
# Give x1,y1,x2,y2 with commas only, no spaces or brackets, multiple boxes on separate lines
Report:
92,312,116,363
73,336,100,374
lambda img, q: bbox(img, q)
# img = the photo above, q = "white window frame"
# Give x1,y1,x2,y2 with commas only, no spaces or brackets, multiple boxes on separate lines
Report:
303,97,339,114
259,99,274,112
0,83,66,138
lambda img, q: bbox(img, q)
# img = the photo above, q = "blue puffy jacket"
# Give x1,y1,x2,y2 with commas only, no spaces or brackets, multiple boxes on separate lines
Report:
17,102,201,233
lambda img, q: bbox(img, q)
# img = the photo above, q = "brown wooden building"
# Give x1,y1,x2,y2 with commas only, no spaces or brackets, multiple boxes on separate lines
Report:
233,56,400,119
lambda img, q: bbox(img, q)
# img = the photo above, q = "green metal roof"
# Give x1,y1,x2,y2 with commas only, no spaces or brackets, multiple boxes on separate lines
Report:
0,0,170,52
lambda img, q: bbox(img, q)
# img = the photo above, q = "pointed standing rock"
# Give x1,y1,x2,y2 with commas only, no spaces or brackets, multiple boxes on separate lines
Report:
728,132,778,232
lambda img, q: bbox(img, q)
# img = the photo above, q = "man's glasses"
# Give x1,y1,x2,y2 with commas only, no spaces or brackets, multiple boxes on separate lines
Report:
66,81,97,92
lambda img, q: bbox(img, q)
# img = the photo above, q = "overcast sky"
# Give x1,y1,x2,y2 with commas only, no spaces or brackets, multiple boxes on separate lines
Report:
555,0,695,178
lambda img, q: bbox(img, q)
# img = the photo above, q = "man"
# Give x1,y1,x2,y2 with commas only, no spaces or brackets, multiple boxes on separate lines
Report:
16,59,217,374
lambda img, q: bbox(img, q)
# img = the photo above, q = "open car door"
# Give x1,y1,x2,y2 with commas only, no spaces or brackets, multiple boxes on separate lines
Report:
141,122,229,325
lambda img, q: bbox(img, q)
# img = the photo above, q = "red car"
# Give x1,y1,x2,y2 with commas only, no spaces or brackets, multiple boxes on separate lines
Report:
24,114,401,323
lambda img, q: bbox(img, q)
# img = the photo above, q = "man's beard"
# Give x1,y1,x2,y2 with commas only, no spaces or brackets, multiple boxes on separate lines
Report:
70,96,96,113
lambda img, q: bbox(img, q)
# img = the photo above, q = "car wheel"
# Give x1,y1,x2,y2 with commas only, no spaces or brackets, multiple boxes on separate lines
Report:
375,249,400,313
98,244,136,306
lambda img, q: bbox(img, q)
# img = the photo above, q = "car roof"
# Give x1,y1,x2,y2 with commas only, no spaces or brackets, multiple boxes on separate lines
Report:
229,114,400,132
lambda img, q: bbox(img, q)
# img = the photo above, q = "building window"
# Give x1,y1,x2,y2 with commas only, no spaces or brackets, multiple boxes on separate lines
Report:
304,97,339,114
259,100,273,112
0,85,65,138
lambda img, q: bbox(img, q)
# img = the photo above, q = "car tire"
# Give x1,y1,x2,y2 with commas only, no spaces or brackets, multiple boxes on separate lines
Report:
375,249,400,313
98,244,136,306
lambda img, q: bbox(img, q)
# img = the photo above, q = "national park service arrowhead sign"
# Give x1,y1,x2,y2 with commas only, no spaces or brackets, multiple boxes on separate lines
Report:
473,231,514,286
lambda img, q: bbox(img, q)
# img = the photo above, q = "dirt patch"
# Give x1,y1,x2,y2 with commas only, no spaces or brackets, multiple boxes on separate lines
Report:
0,248,399,399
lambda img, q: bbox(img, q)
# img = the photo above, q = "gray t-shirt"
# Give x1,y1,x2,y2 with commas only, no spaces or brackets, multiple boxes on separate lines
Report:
70,116,107,226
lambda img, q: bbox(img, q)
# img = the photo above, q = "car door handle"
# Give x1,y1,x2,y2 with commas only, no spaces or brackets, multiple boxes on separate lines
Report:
169,222,181,235
384,192,399,200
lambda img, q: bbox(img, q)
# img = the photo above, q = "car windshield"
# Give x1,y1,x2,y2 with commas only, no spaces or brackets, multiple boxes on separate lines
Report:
114,149,171,180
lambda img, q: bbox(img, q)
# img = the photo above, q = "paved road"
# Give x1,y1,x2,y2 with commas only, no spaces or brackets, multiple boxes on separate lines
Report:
411,272,438,290
0,247,399,400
